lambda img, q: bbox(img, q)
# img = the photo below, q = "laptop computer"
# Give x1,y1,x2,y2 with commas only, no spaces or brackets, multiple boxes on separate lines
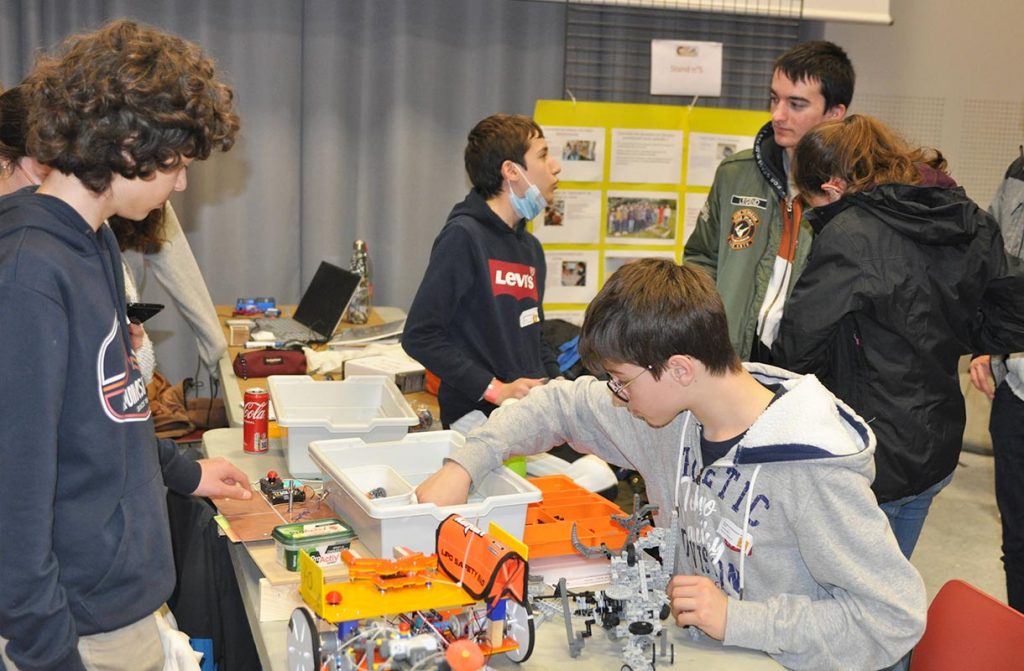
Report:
254,261,361,343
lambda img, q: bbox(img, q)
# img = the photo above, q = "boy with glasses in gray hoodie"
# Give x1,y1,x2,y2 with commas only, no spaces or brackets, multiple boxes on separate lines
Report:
417,258,925,670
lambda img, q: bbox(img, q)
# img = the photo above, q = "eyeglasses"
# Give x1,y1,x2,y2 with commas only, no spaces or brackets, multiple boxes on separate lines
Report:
606,366,652,402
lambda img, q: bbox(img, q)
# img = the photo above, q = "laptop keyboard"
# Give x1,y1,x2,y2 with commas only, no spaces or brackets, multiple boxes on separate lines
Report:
253,317,325,343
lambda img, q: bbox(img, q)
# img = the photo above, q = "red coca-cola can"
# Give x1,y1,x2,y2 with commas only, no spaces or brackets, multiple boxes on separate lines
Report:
243,387,269,453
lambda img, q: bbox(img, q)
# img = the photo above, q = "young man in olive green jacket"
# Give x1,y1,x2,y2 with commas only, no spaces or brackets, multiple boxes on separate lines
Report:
684,41,854,363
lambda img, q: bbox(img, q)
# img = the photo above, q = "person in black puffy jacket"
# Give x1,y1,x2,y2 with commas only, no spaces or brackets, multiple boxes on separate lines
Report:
774,114,1024,558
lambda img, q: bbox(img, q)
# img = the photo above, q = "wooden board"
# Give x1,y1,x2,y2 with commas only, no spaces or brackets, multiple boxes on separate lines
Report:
212,487,340,543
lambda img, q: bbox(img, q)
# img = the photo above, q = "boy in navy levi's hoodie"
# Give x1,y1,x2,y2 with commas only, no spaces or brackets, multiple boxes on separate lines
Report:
0,20,249,671
402,114,562,427
417,259,926,670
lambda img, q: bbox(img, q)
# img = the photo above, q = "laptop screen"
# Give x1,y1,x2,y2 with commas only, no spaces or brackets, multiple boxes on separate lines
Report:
292,261,362,338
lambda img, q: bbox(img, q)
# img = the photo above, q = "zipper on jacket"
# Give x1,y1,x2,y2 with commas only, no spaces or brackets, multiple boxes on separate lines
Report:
754,197,801,348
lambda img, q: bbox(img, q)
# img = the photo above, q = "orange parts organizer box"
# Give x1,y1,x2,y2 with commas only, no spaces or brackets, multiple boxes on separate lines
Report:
523,475,638,558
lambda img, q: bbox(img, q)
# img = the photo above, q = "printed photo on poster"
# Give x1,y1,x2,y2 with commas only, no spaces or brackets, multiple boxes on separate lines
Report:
604,249,678,280
545,200,564,226
561,260,588,287
562,140,596,162
682,193,708,245
533,189,602,244
605,190,679,246
686,132,755,187
545,250,599,303
542,126,605,182
609,128,684,184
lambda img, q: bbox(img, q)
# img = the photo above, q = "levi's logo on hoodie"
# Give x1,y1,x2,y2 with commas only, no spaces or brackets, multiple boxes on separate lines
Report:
97,315,151,422
489,259,538,301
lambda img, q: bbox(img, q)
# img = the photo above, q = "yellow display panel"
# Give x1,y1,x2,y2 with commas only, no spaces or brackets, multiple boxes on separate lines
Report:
532,99,768,317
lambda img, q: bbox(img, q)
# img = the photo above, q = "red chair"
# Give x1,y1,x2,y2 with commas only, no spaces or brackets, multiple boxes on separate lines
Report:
910,579,1024,670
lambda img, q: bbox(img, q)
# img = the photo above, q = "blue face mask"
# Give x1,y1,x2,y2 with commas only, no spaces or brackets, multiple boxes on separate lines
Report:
508,164,547,221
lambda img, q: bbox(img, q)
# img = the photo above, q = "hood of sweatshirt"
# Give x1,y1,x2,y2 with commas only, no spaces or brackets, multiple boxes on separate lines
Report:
751,121,788,201
807,183,982,248
734,363,874,475
1,188,96,249
0,189,126,309
448,189,528,239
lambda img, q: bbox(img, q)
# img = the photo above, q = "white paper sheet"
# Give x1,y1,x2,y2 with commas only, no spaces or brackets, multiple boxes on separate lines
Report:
603,249,678,280
533,189,602,244
543,125,606,183
686,132,755,187
545,250,600,303
609,128,683,184
682,193,708,245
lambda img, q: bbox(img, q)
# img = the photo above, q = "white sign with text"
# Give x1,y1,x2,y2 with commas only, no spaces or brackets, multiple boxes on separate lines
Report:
650,40,723,97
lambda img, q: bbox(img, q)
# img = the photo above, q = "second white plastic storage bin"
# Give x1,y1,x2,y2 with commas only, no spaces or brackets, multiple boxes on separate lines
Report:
268,375,418,478
309,431,542,556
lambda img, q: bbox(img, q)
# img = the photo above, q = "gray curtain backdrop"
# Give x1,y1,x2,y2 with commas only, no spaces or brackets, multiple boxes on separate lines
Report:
0,0,566,385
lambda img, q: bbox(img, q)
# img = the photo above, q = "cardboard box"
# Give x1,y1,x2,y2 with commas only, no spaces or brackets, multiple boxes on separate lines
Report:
227,320,253,347
344,355,426,393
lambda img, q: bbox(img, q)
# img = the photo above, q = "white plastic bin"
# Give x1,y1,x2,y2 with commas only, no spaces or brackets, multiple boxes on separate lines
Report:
309,431,542,556
341,464,415,506
268,375,418,478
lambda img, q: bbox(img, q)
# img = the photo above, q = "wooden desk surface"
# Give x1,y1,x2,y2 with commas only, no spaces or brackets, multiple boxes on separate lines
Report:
215,304,437,428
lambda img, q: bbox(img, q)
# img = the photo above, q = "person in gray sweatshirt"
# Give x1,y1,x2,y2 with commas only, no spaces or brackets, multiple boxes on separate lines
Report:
416,258,926,670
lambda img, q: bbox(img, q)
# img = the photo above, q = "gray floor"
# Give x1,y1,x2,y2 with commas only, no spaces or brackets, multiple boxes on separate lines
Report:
911,450,1007,604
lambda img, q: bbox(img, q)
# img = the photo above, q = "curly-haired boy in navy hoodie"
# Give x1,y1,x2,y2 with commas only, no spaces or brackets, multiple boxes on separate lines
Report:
0,20,250,671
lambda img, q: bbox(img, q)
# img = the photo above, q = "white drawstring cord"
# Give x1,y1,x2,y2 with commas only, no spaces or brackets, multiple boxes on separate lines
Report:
673,412,694,510
738,464,762,601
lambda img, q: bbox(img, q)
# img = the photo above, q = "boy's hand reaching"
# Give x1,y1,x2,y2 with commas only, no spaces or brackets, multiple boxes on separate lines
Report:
415,460,472,506
485,377,546,405
193,457,252,500
668,575,729,640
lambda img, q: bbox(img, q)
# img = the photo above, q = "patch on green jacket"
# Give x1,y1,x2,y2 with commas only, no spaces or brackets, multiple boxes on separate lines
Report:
730,195,769,209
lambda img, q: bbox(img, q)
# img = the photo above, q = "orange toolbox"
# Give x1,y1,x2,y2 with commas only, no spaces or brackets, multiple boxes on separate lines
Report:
523,475,641,558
